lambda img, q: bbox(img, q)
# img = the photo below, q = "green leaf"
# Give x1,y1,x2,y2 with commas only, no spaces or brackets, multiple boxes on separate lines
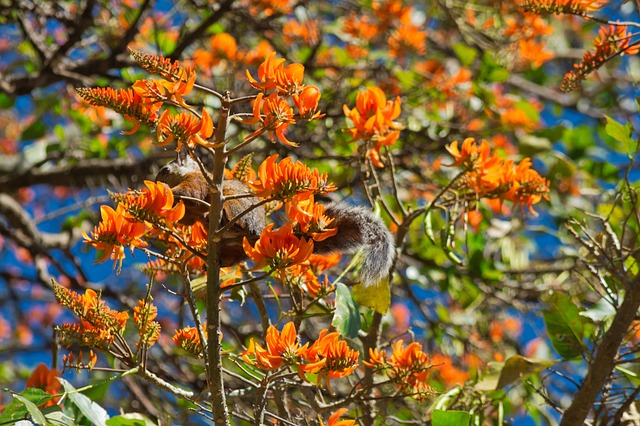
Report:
14,393,47,425
332,283,361,338
20,120,47,141
0,388,53,423
496,355,557,390
44,407,75,426
487,68,509,82
432,410,471,426
106,414,152,426
59,377,110,426
0,92,15,108
543,292,585,358
605,115,636,159
452,43,477,66
352,280,390,314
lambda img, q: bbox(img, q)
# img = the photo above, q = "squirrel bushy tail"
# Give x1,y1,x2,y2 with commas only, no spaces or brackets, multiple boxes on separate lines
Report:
314,203,395,287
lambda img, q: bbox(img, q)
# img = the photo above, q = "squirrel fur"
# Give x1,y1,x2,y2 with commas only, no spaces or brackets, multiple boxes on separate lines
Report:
155,153,394,287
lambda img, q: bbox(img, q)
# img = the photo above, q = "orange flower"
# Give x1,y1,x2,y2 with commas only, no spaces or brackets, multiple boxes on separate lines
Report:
445,138,550,214
281,264,334,298
293,85,324,120
343,86,402,167
343,13,380,41
156,107,215,149
243,223,315,272
246,52,308,95
283,18,320,46
562,24,639,91
76,87,160,134
247,52,286,92
194,33,240,70
242,92,297,146
430,353,470,386
325,408,356,426
26,363,60,407
82,204,148,272
300,330,359,387
249,154,336,201
365,340,435,400
173,325,207,357
115,180,185,226
388,24,427,59
517,39,554,69
308,252,342,273
52,282,130,350
244,41,276,66
129,49,194,82
133,299,161,347
248,0,293,17
242,322,306,370
285,196,338,242
502,158,550,215
521,0,605,15
445,138,491,169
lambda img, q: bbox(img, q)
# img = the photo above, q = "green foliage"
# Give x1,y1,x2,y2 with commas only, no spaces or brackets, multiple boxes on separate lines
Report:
0,388,52,424
332,282,361,338
543,292,588,359
432,409,471,426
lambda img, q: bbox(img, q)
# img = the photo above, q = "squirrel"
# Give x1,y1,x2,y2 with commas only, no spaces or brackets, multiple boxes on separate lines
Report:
155,152,395,287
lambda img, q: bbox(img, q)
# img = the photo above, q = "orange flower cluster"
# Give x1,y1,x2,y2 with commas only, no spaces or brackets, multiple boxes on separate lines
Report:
173,325,207,358
131,66,195,109
80,50,214,149
247,0,293,17
113,180,185,227
562,25,640,92
76,87,160,135
429,353,472,386
156,107,215,149
242,322,301,370
84,181,190,271
53,282,129,350
365,340,435,400
388,24,427,60
133,299,161,348
501,11,554,69
520,0,605,15
242,92,297,146
250,154,336,201
243,223,314,275
82,205,147,272
285,196,338,242
242,323,359,389
243,53,323,146
85,180,209,271
129,48,194,83
277,252,340,298
342,1,427,61
445,138,550,215
283,18,320,46
281,264,330,298
193,33,240,70
301,329,360,386
343,86,403,168
244,155,339,268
